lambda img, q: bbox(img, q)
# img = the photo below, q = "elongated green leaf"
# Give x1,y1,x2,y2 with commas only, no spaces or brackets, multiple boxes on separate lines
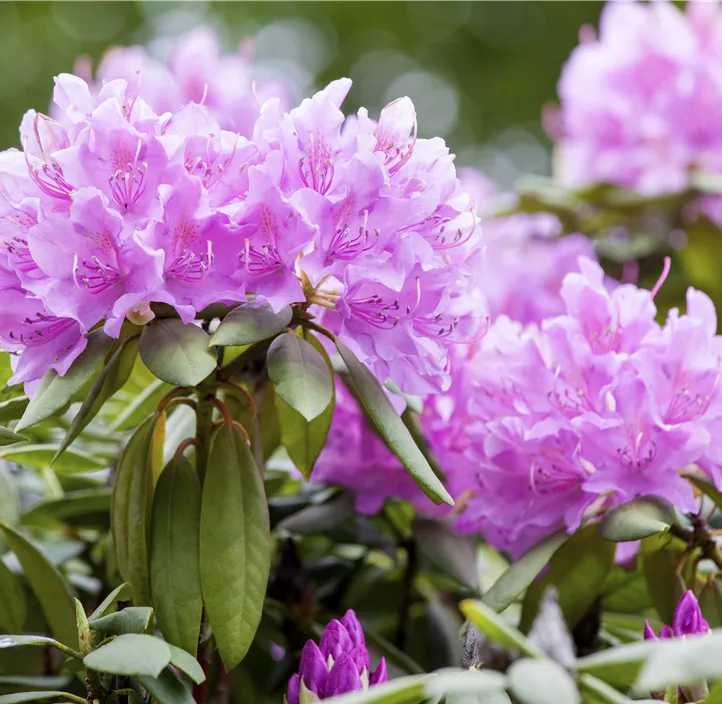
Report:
599,497,675,542
0,445,105,473
574,640,660,689
414,519,478,589
335,341,452,506
200,423,270,670
0,558,26,633
0,635,64,650
136,669,195,704
109,378,169,432
322,675,427,704
578,674,633,704
16,331,111,432
84,633,170,677
0,427,24,447
0,463,19,527
267,332,333,421
699,576,722,628
0,676,71,689
508,659,579,704
22,489,111,528
641,533,687,625
53,336,139,462
210,303,292,347
139,320,216,387
89,606,153,635
74,598,93,656
112,416,158,606
521,524,616,632
0,397,28,425
151,455,202,656
636,631,722,690
482,531,568,613
460,600,542,658
0,692,78,704
88,583,132,621
167,643,205,684
0,522,77,648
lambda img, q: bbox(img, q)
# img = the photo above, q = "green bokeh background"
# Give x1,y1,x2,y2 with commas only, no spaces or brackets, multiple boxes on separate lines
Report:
0,1,603,189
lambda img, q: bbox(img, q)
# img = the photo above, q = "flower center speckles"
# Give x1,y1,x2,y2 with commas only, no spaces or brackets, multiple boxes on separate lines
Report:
109,139,148,211
3,236,39,275
664,372,720,424
168,242,213,282
618,433,657,472
529,457,583,497
347,278,421,330
2,313,75,348
327,210,378,262
413,313,460,338
24,115,74,201
72,253,121,294
398,210,476,251
185,135,240,190
299,132,334,195
240,239,284,276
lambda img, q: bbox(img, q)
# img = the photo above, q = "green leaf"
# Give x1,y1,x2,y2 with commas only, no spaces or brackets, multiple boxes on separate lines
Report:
0,427,24,447
0,676,71,689
636,631,722,690
414,518,478,589
641,533,687,625
109,378,170,432
112,416,158,606
139,320,216,387
578,674,633,704
689,475,722,512
74,598,93,656
0,635,64,650
598,498,675,542
0,464,19,527
267,332,333,422
521,524,616,632
0,397,29,425
706,679,722,704
210,303,292,347
167,643,205,684
0,558,26,633
200,423,270,670
482,531,568,613
136,669,195,704
322,675,427,704
22,489,111,528
460,600,542,658
16,331,112,431
89,606,153,635
508,659,580,704
335,341,453,506
84,633,170,677
150,455,202,656
276,332,335,478
53,335,140,462
88,583,133,621
699,576,722,628
0,522,77,649
0,445,105,473
0,692,78,704
574,640,660,689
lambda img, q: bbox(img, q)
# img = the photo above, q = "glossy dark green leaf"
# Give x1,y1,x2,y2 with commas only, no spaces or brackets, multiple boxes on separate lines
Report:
139,320,216,387
210,303,292,347
277,493,355,534
0,427,24,447
200,423,270,670
0,558,26,633
508,658,580,704
521,524,616,632
21,489,111,528
0,692,78,704
109,378,170,432
84,634,170,677
53,336,139,462
636,631,722,690
0,522,77,648
267,332,333,421
0,397,29,425
112,416,158,606
460,599,542,658
0,676,71,690
335,341,452,506
89,606,153,635
0,444,105,473
136,668,195,704
15,330,112,432
167,644,205,684
88,583,133,621
483,531,568,613
641,533,687,625
598,497,675,542
151,455,202,656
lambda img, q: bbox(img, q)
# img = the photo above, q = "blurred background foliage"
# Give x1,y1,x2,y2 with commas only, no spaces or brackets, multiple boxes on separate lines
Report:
0,1,604,191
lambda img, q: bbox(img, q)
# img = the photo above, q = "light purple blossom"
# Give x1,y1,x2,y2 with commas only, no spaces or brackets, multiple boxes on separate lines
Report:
644,590,710,639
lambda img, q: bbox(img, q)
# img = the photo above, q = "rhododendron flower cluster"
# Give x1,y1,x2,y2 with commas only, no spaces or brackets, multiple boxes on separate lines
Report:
287,610,387,703
0,65,483,394
553,0,722,195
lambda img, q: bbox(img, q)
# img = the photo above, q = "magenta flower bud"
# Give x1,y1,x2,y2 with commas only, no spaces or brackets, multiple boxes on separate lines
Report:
287,674,301,704
660,625,674,639
298,641,328,697
324,653,363,698
341,610,365,648
320,620,354,664
349,645,370,677
643,621,658,641
370,657,388,686
672,590,710,637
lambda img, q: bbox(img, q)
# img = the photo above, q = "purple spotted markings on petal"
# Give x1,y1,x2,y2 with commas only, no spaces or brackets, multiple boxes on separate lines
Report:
73,252,121,294
299,132,334,195
168,241,214,282
109,139,148,211
2,312,76,347
25,115,74,201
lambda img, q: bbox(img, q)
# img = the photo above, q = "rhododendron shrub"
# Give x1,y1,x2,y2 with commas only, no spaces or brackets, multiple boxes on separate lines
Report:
5,6,722,704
